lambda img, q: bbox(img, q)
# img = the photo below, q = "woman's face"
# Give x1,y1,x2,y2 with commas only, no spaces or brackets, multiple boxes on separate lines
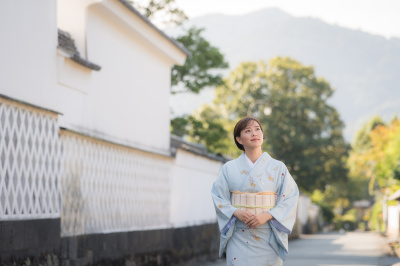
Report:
236,120,263,150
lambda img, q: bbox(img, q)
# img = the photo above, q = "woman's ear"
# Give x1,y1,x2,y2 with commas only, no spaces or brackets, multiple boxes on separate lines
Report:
236,136,243,145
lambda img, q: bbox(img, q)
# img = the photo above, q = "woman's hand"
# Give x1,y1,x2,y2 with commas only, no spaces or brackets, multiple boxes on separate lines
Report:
234,209,254,223
246,212,273,229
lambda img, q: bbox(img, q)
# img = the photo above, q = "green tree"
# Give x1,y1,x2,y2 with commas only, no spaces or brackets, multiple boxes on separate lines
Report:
128,1,230,136
348,116,386,194
170,115,189,137
350,116,385,159
128,0,187,26
171,106,234,155
171,27,229,94
345,116,385,203
369,119,400,190
128,1,229,94
348,117,400,231
169,27,229,137
201,57,348,192
349,117,400,193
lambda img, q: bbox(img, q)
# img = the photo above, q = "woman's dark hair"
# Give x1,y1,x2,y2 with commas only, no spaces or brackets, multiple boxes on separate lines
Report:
233,116,263,151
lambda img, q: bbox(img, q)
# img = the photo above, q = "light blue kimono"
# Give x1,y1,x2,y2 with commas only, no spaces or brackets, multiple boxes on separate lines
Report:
211,152,299,265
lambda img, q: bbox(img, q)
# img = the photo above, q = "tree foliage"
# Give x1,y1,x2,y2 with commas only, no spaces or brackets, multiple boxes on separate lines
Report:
348,117,400,231
171,28,229,94
171,106,233,155
347,116,385,199
128,1,228,94
179,57,349,192
128,0,187,26
369,119,400,188
349,117,400,194
214,58,348,191
351,116,385,152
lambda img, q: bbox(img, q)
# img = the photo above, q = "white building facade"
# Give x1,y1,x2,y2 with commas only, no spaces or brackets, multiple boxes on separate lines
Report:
0,0,225,264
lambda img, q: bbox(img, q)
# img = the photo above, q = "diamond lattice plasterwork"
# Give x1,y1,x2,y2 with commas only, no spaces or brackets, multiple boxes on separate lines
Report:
60,131,172,237
0,98,61,220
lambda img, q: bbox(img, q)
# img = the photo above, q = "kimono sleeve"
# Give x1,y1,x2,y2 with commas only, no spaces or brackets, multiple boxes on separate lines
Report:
211,164,237,234
268,163,299,260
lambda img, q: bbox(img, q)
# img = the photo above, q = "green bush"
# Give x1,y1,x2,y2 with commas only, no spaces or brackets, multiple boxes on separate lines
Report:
370,201,385,232
334,208,357,231
317,202,335,223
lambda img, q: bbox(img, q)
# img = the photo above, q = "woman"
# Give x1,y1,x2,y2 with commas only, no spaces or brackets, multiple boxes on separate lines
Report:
211,116,299,265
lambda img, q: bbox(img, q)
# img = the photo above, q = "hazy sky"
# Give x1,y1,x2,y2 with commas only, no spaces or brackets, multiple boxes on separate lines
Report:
175,0,400,39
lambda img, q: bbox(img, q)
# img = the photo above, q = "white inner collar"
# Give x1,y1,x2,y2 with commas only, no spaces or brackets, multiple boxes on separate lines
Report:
245,153,263,169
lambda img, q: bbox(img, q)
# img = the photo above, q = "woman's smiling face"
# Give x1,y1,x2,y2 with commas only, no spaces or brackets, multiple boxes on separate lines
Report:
235,120,263,150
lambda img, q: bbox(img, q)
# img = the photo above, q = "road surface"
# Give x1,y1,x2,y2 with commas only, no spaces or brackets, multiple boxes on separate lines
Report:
193,231,400,266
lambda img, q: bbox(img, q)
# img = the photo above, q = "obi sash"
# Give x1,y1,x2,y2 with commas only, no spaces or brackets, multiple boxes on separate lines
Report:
231,191,277,215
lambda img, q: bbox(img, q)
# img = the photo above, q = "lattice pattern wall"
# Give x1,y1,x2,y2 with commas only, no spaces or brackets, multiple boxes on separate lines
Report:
60,130,172,237
0,97,61,220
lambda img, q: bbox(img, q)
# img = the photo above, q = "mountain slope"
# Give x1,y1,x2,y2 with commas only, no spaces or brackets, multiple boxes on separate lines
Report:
169,8,400,140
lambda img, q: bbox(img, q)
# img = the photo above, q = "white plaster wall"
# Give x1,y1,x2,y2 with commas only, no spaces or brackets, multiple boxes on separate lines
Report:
57,0,186,64
170,149,223,227
85,5,172,152
0,1,186,154
297,194,311,226
57,0,97,59
56,1,187,154
56,53,94,128
387,205,400,237
0,0,58,111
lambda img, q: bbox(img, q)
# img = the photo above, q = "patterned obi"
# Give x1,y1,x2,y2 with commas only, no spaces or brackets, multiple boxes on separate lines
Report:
231,191,277,215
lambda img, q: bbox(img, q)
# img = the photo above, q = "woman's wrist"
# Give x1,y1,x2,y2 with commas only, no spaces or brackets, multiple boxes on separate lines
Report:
233,209,243,220
264,212,273,221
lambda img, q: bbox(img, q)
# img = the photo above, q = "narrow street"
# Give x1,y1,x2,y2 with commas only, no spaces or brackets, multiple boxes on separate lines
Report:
198,232,400,266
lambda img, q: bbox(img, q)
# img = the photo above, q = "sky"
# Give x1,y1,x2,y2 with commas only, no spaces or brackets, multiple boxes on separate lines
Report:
175,0,400,39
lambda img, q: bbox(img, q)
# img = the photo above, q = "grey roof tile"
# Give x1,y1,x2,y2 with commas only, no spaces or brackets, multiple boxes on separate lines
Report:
170,135,228,162
57,29,101,71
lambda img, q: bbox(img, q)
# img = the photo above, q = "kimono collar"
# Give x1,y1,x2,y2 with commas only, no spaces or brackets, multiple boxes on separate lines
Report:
245,153,263,169
237,152,272,175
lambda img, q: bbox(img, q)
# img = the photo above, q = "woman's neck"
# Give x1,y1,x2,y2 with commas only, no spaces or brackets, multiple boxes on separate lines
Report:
245,148,263,163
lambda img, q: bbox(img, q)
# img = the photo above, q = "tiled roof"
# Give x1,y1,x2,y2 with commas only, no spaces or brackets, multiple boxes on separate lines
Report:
57,29,101,71
170,135,228,162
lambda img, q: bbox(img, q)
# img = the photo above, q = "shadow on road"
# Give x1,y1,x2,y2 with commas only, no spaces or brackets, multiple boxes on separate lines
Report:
192,231,400,266
285,231,400,266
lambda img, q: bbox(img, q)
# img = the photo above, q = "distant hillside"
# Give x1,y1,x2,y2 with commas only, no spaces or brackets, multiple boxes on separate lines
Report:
168,8,400,141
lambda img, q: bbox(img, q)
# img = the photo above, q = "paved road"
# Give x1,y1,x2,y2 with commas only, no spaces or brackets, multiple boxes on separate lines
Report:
195,232,400,266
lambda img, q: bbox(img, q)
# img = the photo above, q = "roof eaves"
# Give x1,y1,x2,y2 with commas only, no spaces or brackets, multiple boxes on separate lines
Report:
0,94,62,115
117,0,190,57
389,189,400,201
57,29,102,71
71,53,101,71
170,135,228,163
